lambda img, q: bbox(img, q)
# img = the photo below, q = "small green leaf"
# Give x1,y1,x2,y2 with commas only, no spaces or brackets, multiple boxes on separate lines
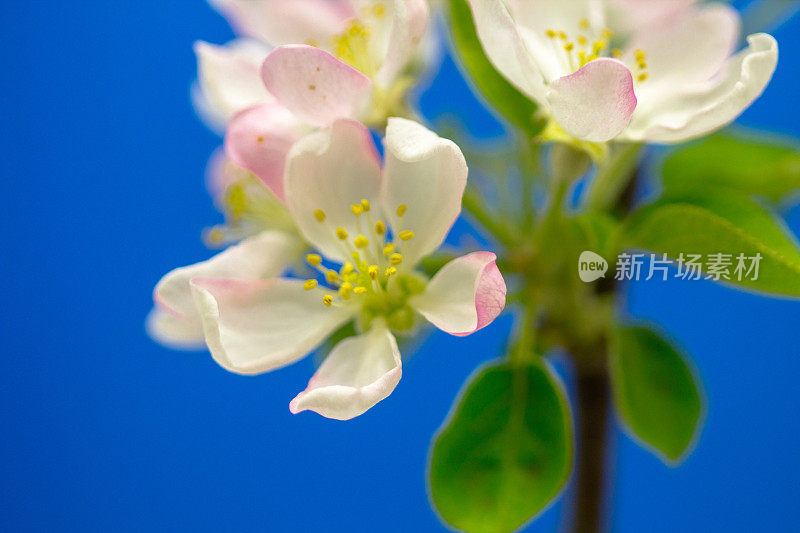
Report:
429,361,573,533
620,189,800,297
610,326,704,463
662,131,800,204
447,0,546,137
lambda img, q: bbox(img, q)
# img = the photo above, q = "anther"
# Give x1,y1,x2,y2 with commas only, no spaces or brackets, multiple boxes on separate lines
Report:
339,282,353,300
546,29,557,39
354,286,368,295
634,49,646,61
396,204,407,217
558,31,567,40
374,220,386,235
360,199,371,212
612,49,622,58
637,72,649,82
579,18,590,30
314,209,326,222
399,230,415,241
368,265,379,280
306,254,322,266
390,253,403,266
326,270,339,284
577,35,587,47
351,204,364,215
303,279,318,290
341,262,355,275
383,243,395,256
564,42,574,52
336,227,348,240
322,295,334,307
354,235,369,249
384,267,397,278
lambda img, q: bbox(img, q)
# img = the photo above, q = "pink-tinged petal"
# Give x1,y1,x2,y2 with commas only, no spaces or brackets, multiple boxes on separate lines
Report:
191,278,356,375
286,118,383,263
546,58,637,143
154,231,301,320
410,252,506,337
146,308,206,351
623,4,740,99
289,326,402,420
382,118,468,267
193,39,273,128
622,34,778,144
224,103,306,202
261,45,373,127
466,0,548,101
209,0,354,48
375,0,430,87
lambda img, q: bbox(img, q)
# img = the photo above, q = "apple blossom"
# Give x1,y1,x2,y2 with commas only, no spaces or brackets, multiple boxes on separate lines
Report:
185,118,506,419
467,0,778,145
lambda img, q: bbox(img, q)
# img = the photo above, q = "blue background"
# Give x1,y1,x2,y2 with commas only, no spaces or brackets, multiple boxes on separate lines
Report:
2,1,798,531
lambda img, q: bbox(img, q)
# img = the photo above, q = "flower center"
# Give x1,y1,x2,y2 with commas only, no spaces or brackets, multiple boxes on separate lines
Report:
545,19,649,82
302,199,422,328
330,3,387,77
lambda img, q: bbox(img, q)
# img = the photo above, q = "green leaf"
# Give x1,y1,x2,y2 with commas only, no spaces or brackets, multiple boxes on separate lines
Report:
662,131,800,204
429,361,573,533
610,326,704,464
620,188,800,297
447,0,546,137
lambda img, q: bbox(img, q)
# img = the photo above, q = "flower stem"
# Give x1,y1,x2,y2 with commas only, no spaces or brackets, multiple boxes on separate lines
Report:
567,358,612,533
584,143,642,211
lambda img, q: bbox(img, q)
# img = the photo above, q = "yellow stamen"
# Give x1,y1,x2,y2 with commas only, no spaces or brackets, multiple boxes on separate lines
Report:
637,72,649,82
354,234,369,249
637,60,647,70
322,295,334,307
634,49,646,61
339,282,353,300
314,209,326,222
558,31,567,40
360,199,371,212
399,230,415,241
579,18,590,30
303,279,318,291
341,262,355,276
325,270,339,284
564,42,574,52
577,35,587,47
396,204,407,217
390,253,403,266
383,243,395,256
336,227,348,240
368,265,379,280
306,254,322,266
354,286,368,295
384,266,397,278
351,204,364,215
546,29,557,39
602,29,614,40
612,49,622,58
374,220,386,235
351,251,361,264
592,40,607,53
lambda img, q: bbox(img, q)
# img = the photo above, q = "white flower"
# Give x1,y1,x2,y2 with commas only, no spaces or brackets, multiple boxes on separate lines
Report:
467,0,778,144
158,118,507,419
192,0,431,201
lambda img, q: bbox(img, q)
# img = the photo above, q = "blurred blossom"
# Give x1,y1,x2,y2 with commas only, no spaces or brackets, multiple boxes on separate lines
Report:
467,0,778,146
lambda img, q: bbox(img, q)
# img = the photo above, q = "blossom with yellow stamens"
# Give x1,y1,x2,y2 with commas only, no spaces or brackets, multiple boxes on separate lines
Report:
467,0,777,145
180,118,506,420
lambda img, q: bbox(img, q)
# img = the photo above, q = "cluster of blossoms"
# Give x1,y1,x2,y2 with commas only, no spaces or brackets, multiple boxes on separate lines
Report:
149,0,506,420
149,0,778,420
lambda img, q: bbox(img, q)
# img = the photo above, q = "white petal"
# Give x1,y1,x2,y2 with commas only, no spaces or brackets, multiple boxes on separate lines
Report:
193,40,273,124
209,0,353,48
382,118,468,267
622,33,778,144
289,326,402,420
154,231,301,320
146,308,206,351
191,278,356,375
410,252,506,336
546,58,637,143
606,0,698,36
286,119,383,263
374,0,430,88
623,4,740,101
466,0,549,102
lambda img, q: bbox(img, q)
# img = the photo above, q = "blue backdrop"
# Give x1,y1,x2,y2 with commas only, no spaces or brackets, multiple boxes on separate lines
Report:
2,1,798,531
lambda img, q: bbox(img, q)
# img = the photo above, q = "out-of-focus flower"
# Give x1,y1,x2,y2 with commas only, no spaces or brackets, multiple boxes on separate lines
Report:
467,0,778,144
194,0,431,204
184,118,506,419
